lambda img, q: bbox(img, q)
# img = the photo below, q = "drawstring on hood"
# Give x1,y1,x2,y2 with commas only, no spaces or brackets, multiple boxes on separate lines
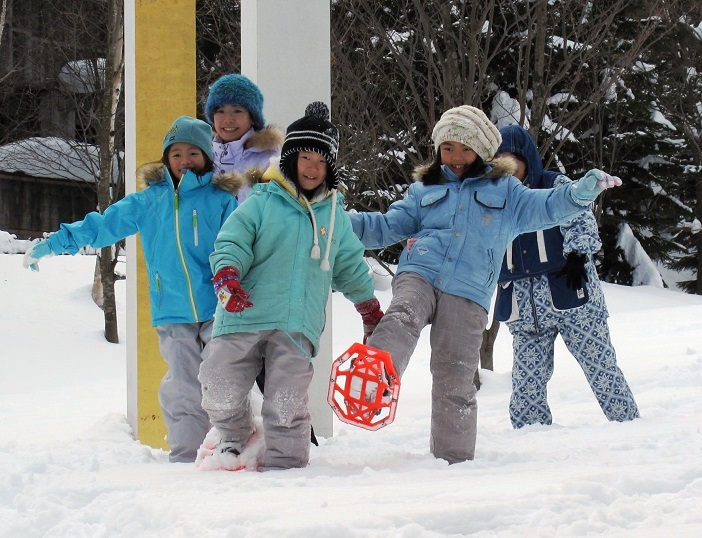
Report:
302,189,337,272
277,102,342,272
254,157,338,272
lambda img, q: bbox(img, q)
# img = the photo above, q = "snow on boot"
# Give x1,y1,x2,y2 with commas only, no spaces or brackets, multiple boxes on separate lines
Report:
195,418,265,472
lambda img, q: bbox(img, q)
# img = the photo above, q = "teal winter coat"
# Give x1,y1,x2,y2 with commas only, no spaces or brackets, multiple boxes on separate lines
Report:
47,164,240,325
210,169,375,356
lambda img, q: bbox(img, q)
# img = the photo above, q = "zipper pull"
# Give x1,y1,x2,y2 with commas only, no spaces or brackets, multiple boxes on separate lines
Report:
193,209,199,246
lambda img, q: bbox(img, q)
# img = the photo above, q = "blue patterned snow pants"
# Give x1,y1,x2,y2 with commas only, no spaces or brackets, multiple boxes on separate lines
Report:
506,267,639,428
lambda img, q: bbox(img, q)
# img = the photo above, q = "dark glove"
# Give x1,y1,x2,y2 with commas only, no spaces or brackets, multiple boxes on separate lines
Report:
557,252,589,291
213,267,253,313
354,298,384,344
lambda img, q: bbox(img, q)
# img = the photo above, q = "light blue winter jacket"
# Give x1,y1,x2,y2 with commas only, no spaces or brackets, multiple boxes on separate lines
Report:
212,126,283,203
210,166,375,356
350,159,595,313
47,164,240,326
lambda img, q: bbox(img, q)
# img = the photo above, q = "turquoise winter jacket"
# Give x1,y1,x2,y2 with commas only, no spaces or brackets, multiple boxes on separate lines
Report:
350,159,595,313
47,164,240,325
210,168,375,356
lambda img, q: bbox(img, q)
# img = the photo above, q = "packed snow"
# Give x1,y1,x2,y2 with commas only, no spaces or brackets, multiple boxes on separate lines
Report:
1,234,702,537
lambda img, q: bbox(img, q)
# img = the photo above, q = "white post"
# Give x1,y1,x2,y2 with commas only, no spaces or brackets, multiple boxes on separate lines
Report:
123,0,138,439
241,0,334,438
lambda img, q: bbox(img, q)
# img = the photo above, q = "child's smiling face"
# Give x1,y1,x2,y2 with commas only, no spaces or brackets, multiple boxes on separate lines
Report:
296,151,328,191
439,141,478,176
166,142,207,179
213,105,254,143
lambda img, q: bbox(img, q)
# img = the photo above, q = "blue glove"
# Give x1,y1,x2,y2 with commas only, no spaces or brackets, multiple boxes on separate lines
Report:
570,169,622,206
22,239,54,271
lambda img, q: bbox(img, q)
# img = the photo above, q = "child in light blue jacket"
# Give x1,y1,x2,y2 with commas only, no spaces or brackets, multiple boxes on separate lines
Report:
23,116,241,463
350,105,622,464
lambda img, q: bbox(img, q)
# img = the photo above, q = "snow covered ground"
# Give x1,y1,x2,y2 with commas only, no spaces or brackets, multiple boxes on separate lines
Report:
1,239,702,537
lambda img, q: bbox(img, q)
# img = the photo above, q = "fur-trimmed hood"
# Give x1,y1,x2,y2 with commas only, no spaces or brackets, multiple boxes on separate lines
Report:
211,127,284,202
136,162,243,195
412,156,517,184
212,125,284,153
242,125,284,152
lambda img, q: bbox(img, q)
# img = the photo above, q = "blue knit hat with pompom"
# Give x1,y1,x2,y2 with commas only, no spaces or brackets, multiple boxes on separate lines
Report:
280,102,340,189
204,74,265,130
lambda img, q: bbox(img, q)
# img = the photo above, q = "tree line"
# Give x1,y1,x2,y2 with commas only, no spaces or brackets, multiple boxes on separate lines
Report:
1,0,701,343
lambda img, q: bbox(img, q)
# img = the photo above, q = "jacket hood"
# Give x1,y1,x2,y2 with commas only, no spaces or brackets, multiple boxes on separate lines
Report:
242,125,284,153
136,162,243,195
411,156,517,183
496,125,549,189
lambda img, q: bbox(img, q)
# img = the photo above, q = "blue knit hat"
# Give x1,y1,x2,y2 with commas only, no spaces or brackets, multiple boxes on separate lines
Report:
162,116,213,160
204,74,265,130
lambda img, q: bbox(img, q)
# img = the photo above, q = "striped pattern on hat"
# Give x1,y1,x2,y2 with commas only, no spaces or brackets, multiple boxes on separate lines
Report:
280,102,340,189
431,105,501,162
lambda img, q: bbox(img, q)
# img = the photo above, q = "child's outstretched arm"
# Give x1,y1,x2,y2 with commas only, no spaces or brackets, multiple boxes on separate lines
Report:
570,169,622,206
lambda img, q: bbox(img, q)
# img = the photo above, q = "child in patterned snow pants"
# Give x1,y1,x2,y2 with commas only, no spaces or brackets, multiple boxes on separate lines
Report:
506,262,639,427
494,124,639,428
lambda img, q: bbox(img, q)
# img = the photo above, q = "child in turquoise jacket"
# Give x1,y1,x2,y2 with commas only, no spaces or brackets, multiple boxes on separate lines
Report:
23,116,241,463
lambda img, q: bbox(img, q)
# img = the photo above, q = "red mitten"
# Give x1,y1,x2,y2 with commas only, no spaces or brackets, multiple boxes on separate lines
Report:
354,298,384,344
213,267,253,313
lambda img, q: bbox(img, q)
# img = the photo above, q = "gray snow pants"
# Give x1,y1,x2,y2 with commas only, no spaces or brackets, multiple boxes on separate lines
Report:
366,272,487,464
156,321,213,463
199,330,314,470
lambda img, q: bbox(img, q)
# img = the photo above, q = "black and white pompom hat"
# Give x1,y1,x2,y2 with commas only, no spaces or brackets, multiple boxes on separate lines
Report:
279,101,340,191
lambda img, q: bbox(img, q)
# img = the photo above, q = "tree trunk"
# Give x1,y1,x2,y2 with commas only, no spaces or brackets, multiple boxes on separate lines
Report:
100,248,120,343
96,0,124,343
474,316,500,390
92,256,104,309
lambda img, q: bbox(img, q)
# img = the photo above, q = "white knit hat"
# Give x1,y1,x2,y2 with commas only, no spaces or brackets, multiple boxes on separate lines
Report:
431,105,502,162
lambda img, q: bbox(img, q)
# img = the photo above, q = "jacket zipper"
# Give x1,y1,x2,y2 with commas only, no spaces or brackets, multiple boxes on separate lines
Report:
174,193,199,322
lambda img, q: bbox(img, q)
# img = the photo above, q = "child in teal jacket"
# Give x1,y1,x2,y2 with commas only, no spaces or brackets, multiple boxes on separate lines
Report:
199,103,383,471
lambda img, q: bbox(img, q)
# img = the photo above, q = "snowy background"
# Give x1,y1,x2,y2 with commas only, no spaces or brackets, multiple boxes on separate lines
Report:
1,230,702,537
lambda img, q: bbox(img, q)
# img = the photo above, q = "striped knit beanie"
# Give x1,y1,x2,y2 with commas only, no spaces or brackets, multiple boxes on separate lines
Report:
279,102,340,189
431,105,501,162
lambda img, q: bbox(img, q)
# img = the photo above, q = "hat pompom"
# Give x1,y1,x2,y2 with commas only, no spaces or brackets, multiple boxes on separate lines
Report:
305,101,330,121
